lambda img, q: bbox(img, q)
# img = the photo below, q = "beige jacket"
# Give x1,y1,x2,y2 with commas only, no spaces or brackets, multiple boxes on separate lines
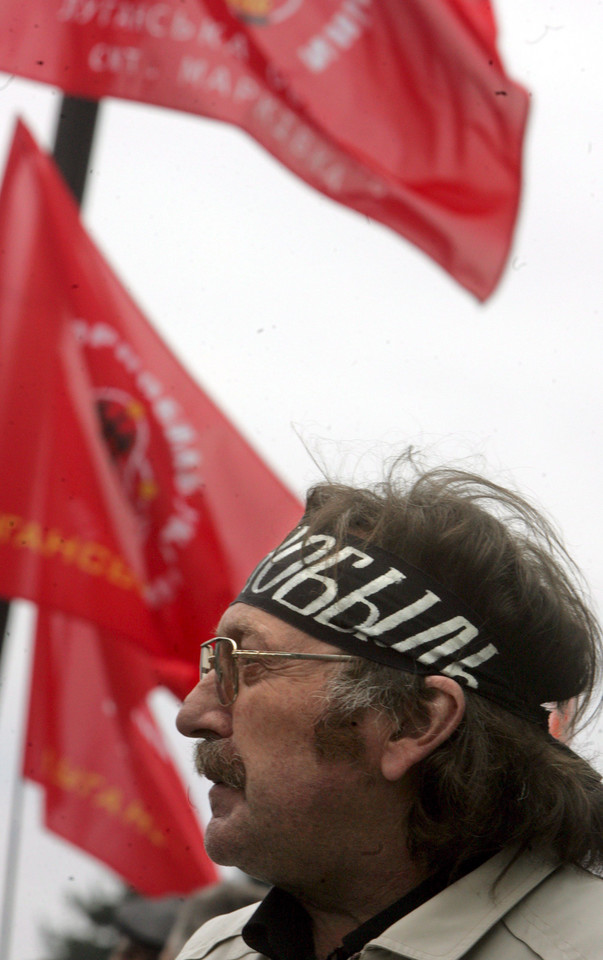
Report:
175,849,603,960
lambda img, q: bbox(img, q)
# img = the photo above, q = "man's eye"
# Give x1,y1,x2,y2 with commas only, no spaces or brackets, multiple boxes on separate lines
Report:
240,659,268,683
241,655,284,679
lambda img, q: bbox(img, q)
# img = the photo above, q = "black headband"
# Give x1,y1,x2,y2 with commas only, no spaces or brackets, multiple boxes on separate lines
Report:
234,525,556,727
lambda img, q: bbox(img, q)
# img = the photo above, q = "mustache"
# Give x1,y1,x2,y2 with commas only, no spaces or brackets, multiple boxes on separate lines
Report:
194,740,246,790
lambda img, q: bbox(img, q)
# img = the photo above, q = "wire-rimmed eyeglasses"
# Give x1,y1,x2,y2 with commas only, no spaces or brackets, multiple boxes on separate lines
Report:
200,636,358,706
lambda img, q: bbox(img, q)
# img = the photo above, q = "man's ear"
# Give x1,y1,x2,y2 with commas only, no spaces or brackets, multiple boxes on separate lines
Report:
380,676,465,782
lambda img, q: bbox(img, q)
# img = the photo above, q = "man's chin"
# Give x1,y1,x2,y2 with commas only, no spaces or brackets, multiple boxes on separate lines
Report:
203,799,249,867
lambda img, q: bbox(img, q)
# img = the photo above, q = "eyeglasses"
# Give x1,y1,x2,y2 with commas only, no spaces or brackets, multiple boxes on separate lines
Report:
200,636,358,706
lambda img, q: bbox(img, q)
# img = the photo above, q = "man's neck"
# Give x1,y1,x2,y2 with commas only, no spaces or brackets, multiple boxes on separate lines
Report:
293,860,428,960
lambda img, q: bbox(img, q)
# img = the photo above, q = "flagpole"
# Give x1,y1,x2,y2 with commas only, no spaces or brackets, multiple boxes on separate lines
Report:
0,601,8,663
0,93,100,960
52,94,100,205
0,603,27,960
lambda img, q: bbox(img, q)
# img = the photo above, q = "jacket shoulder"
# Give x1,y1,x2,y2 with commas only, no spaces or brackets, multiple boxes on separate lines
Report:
503,864,603,958
174,903,263,960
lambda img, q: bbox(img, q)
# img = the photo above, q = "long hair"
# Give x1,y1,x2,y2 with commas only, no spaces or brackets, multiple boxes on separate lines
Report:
305,453,603,873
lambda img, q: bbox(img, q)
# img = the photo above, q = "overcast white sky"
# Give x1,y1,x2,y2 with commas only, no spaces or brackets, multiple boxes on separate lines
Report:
1,2,603,957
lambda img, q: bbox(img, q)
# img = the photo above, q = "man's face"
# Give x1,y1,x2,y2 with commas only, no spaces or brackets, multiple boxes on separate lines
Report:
176,603,399,891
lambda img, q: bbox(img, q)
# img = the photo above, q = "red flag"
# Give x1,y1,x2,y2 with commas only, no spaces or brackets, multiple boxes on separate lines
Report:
0,120,302,681
24,608,219,894
0,1,529,299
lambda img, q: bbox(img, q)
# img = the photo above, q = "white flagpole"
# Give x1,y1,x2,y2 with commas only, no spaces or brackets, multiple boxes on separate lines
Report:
0,604,33,960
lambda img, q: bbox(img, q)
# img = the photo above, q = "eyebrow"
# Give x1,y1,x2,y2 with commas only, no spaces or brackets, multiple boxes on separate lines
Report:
213,618,269,651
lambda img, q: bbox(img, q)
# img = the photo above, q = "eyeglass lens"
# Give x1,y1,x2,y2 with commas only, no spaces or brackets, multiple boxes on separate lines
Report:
201,639,236,705
216,640,236,704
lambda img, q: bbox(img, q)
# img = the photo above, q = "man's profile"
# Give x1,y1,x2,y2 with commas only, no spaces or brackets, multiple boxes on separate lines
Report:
174,454,603,960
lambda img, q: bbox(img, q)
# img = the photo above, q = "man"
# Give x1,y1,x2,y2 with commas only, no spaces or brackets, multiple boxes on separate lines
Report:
175,457,603,960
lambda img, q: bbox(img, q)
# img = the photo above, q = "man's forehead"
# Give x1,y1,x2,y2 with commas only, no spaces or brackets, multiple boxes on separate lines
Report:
215,603,336,654
214,604,271,647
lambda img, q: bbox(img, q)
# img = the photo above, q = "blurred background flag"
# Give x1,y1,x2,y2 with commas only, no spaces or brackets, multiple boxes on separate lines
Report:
0,0,529,299
0,120,302,683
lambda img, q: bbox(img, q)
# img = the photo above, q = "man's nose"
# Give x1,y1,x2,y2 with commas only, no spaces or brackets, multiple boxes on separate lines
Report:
176,671,232,739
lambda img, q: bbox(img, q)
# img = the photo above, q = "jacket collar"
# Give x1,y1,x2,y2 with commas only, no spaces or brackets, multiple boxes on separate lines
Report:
363,848,558,960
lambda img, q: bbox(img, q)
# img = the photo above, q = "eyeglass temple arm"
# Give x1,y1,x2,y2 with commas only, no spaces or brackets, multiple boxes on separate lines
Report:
230,650,357,662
